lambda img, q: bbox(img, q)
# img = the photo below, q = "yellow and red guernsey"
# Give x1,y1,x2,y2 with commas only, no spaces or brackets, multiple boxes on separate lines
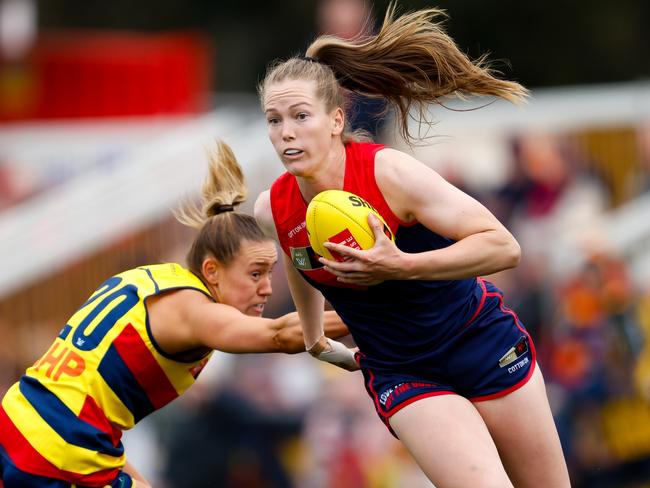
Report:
0,263,213,485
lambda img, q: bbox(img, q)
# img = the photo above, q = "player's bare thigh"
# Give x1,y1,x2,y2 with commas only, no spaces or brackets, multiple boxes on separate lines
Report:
473,365,571,488
389,394,514,488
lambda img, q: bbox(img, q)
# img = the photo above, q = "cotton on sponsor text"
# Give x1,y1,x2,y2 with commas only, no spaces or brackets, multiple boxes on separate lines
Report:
508,357,529,374
288,222,306,238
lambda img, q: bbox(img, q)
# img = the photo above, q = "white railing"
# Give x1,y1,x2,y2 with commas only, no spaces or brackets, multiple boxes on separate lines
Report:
1,82,650,297
0,100,278,297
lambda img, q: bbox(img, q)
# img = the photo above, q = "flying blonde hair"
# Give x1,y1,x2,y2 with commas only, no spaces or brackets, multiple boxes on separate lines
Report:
260,3,528,142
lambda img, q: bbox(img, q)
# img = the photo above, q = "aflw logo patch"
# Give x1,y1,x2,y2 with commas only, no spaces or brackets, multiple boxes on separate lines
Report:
290,246,324,270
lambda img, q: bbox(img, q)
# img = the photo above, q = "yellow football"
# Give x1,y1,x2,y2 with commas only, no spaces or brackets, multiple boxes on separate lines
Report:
306,190,395,261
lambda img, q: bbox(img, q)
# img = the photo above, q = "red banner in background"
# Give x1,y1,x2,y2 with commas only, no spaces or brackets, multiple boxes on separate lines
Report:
1,30,213,121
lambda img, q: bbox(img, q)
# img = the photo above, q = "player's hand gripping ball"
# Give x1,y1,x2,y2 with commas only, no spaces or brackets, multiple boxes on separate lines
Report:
306,190,395,261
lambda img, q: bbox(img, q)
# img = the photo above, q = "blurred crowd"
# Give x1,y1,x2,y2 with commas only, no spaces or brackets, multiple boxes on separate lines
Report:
483,127,650,488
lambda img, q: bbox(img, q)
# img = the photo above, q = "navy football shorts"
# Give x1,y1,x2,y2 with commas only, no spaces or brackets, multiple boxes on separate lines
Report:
356,278,536,438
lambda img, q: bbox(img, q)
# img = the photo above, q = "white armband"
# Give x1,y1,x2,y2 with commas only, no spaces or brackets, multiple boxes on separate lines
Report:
307,336,358,371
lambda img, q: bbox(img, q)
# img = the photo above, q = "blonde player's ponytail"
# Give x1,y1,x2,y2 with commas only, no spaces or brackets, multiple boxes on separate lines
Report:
175,140,270,273
175,141,247,229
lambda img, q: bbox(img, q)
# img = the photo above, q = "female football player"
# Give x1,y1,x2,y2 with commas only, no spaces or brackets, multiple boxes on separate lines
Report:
0,141,350,488
254,4,571,487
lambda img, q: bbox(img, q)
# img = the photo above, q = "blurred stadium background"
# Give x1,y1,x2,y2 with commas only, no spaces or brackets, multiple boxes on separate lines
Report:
1,0,650,487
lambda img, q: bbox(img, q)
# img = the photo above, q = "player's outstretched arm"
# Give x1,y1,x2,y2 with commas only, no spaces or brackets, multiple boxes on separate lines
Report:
152,289,349,355
273,310,350,353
